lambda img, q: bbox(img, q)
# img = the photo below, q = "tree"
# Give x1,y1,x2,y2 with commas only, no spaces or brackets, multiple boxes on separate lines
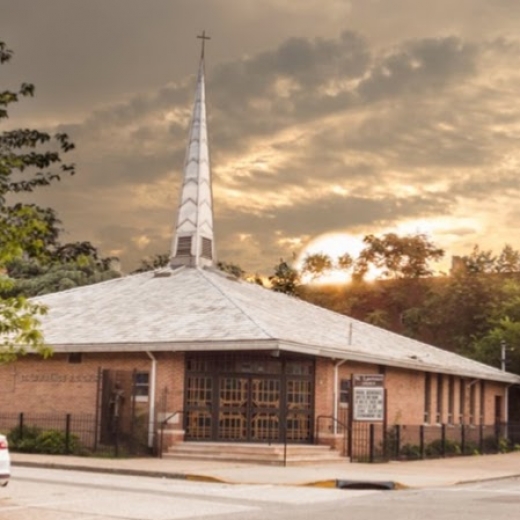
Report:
457,245,497,274
217,261,246,279
355,233,444,280
132,253,170,273
3,243,120,298
1,41,76,362
455,244,520,275
269,258,300,295
337,252,354,271
464,278,520,374
301,253,333,280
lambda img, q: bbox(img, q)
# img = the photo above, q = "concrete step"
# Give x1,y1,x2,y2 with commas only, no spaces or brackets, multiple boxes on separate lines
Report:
164,442,346,465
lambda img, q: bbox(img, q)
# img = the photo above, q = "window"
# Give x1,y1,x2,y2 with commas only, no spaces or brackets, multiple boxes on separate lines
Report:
469,383,476,424
339,379,351,407
494,395,503,424
176,236,192,256
480,381,485,424
459,378,466,424
424,373,432,423
436,374,443,423
134,372,149,401
201,237,213,259
68,353,82,364
448,376,455,424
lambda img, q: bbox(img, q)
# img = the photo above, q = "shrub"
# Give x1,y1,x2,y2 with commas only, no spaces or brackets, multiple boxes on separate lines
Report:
425,438,461,457
482,435,510,453
34,430,80,455
8,425,81,455
462,441,480,456
8,425,41,453
400,443,422,460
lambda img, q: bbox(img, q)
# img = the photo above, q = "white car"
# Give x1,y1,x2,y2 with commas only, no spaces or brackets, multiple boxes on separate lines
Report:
0,434,10,487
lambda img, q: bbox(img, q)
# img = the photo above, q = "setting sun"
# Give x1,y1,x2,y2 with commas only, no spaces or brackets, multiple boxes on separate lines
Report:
297,232,380,284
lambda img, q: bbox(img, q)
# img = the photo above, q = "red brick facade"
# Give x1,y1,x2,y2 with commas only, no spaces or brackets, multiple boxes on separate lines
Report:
0,351,508,451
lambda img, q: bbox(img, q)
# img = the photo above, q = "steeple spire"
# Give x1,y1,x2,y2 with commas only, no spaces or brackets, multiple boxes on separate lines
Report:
171,33,215,269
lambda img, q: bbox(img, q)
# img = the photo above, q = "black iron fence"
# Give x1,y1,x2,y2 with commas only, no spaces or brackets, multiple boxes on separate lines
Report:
350,422,520,462
0,412,154,457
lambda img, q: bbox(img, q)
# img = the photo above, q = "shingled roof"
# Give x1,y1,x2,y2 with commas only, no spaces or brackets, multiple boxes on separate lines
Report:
32,265,520,384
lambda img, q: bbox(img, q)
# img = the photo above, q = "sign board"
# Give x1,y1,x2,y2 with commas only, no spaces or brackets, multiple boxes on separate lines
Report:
352,374,385,421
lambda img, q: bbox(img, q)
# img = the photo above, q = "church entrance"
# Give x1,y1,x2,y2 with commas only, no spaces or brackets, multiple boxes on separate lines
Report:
184,352,314,443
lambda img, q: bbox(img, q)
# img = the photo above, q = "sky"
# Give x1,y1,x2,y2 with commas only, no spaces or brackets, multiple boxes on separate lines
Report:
3,0,520,276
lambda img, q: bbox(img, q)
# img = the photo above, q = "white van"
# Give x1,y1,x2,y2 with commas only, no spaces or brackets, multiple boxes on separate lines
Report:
0,434,10,487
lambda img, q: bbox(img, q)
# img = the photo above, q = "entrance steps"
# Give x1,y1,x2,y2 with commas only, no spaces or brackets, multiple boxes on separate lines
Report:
164,442,346,465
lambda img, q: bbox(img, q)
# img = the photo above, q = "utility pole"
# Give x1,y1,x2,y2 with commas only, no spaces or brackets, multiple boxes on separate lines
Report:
501,340,506,371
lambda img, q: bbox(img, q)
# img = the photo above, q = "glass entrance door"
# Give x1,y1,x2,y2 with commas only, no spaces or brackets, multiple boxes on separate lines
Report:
184,353,314,443
218,377,248,441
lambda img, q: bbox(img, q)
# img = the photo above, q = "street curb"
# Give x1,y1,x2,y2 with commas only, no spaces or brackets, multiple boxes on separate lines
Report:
12,461,226,484
455,473,520,486
12,461,407,490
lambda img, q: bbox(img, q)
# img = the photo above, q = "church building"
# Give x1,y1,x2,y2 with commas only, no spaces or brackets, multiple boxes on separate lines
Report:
1,38,519,459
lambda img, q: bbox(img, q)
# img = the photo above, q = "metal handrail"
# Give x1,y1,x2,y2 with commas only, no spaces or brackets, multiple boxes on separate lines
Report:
315,415,349,457
158,410,184,458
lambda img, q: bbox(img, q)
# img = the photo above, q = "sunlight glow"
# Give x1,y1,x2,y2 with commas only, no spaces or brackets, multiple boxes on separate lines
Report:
297,232,380,284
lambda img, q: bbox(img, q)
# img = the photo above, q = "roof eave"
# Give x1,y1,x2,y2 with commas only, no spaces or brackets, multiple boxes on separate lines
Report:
40,337,520,385
276,341,520,385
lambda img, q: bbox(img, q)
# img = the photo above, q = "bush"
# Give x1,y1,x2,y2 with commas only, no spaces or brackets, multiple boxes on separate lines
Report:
462,440,480,456
8,425,81,455
425,438,461,457
400,443,422,460
34,430,80,455
8,425,41,453
482,435,510,453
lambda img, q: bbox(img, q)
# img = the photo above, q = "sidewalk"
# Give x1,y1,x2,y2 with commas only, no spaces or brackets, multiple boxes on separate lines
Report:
11,451,520,489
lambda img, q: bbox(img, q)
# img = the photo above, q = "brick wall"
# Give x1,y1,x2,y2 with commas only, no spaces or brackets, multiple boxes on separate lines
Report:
315,359,510,430
0,351,185,419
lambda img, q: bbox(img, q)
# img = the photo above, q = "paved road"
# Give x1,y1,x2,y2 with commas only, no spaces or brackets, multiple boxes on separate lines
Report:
0,466,377,520
1,467,519,520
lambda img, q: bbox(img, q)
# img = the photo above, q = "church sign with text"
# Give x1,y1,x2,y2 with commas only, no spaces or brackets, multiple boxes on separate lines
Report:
352,374,385,422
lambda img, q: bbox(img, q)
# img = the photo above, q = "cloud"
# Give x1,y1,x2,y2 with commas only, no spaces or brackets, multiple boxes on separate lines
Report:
5,2,520,276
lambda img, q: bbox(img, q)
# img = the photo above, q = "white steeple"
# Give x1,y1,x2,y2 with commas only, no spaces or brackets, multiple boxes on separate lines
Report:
171,32,215,268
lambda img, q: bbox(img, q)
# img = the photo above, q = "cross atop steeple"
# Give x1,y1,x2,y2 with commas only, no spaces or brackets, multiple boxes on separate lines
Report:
197,31,210,60
170,35,215,269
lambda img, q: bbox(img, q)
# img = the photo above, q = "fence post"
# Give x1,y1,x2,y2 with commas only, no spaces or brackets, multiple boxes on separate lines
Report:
19,413,24,440
394,424,401,460
441,424,447,457
495,422,500,453
159,422,164,459
460,424,466,455
369,423,375,463
65,414,71,455
114,415,120,458
283,413,288,467
420,425,425,459
479,424,484,454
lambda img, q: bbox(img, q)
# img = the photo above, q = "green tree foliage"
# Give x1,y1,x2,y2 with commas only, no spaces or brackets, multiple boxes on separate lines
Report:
269,258,300,295
288,237,520,374
132,254,250,281
3,242,120,298
356,233,445,279
464,278,520,374
0,41,76,361
301,252,333,280
132,253,170,273
217,261,246,279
